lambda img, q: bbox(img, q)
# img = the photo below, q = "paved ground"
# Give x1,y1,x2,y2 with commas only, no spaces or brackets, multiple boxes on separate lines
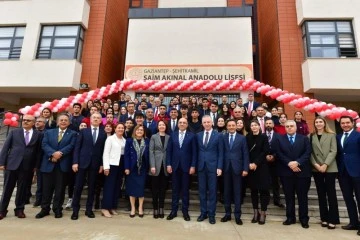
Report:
0,204,358,240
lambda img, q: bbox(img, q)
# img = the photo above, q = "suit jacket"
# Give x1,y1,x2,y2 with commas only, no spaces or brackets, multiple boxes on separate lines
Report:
0,128,42,171
244,101,260,113
336,130,360,177
124,138,149,172
102,134,126,169
73,127,107,170
310,133,338,172
222,132,249,174
119,113,135,123
196,130,224,173
144,120,158,135
149,133,170,176
40,128,77,173
166,130,197,172
275,134,312,177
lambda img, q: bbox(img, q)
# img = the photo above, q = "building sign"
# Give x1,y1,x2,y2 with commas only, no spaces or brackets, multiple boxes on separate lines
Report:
125,64,253,81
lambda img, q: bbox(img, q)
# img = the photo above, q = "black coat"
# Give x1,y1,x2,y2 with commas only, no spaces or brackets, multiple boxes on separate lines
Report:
246,133,271,190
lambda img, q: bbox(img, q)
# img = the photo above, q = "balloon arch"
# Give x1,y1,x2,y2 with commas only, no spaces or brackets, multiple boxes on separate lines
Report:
6,79,360,129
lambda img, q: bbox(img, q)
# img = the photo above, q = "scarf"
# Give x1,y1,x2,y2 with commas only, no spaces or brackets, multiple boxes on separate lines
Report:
133,138,146,175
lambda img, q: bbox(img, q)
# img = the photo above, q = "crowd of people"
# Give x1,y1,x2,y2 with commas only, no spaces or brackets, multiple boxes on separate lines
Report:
0,92,359,236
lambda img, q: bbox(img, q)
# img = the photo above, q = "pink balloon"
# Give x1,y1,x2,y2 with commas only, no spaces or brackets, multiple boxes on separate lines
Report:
13,114,19,120
3,119,11,125
10,121,18,127
5,112,13,119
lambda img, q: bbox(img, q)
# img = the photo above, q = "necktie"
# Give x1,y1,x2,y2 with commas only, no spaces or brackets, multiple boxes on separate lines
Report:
154,107,158,117
229,134,234,149
260,118,264,133
204,131,209,147
179,131,184,148
267,131,272,142
212,113,216,125
247,101,252,116
289,136,294,145
25,131,30,145
58,130,64,142
147,122,151,128
92,128,97,144
172,120,175,131
343,132,349,146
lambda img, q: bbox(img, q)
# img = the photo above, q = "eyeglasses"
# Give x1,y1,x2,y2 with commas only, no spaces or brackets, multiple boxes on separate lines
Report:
36,121,44,123
22,119,34,122
285,125,295,128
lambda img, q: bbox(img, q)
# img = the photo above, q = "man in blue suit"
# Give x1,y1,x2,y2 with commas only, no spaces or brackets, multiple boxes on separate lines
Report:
275,120,311,228
196,115,223,224
243,93,260,117
144,108,158,135
35,114,77,219
166,118,197,221
220,119,249,225
336,116,360,236
71,112,107,220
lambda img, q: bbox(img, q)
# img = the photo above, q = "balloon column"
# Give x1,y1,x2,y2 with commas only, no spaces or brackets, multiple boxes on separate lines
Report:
3,112,20,127
18,78,359,121
356,119,360,132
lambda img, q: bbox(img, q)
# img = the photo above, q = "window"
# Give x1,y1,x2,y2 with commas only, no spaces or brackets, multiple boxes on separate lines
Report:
37,25,84,61
0,26,25,60
302,21,357,58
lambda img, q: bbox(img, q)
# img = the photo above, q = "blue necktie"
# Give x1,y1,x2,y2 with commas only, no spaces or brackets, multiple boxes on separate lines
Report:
92,128,97,144
179,131,184,148
229,134,234,149
343,132,349,146
289,136,294,145
204,132,209,147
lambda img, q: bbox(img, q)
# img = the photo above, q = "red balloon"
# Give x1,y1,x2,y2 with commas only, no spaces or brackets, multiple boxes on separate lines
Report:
13,114,20,120
10,121,18,127
3,119,11,125
27,109,34,115
5,112,13,119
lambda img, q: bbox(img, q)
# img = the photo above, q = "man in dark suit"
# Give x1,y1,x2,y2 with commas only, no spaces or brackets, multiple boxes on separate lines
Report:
256,106,270,133
264,119,285,208
220,119,249,225
166,118,197,221
0,115,42,220
275,120,311,228
119,102,136,123
71,112,107,220
144,108,158,135
35,114,77,219
196,115,223,224
244,93,260,117
209,102,219,128
336,116,360,236
168,108,179,134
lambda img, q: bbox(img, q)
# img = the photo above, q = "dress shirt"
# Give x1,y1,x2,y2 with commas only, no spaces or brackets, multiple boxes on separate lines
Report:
287,134,296,144
91,125,99,142
23,128,34,143
203,129,213,145
341,129,353,147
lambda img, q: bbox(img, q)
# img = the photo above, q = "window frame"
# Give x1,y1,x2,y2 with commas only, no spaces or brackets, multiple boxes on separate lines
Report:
0,26,26,60
302,20,357,58
129,0,143,8
36,25,84,61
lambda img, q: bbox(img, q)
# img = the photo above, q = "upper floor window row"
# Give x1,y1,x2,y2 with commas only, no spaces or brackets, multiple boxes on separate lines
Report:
302,21,357,58
0,26,25,60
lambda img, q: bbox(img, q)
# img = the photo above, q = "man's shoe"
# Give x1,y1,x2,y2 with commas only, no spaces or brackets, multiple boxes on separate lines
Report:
33,200,41,207
209,216,216,224
15,210,26,218
35,210,50,219
85,210,95,218
183,213,190,221
159,208,164,218
197,214,208,222
341,224,358,230
301,222,309,229
220,215,231,222
166,212,177,220
54,211,63,218
235,218,243,225
274,202,285,208
71,212,78,220
65,198,72,210
283,219,296,225
0,211,8,220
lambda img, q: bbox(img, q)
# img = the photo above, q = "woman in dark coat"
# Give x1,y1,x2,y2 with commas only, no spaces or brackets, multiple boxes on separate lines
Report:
294,111,310,136
124,125,149,218
246,120,271,225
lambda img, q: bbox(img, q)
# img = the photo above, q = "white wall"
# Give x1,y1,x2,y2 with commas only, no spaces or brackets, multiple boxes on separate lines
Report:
302,58,360,93
126,18,253,65
296,0,360,53
158,0,227,8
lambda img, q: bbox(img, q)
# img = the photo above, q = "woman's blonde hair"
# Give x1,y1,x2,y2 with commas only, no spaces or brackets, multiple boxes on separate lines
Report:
312,116,335,134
